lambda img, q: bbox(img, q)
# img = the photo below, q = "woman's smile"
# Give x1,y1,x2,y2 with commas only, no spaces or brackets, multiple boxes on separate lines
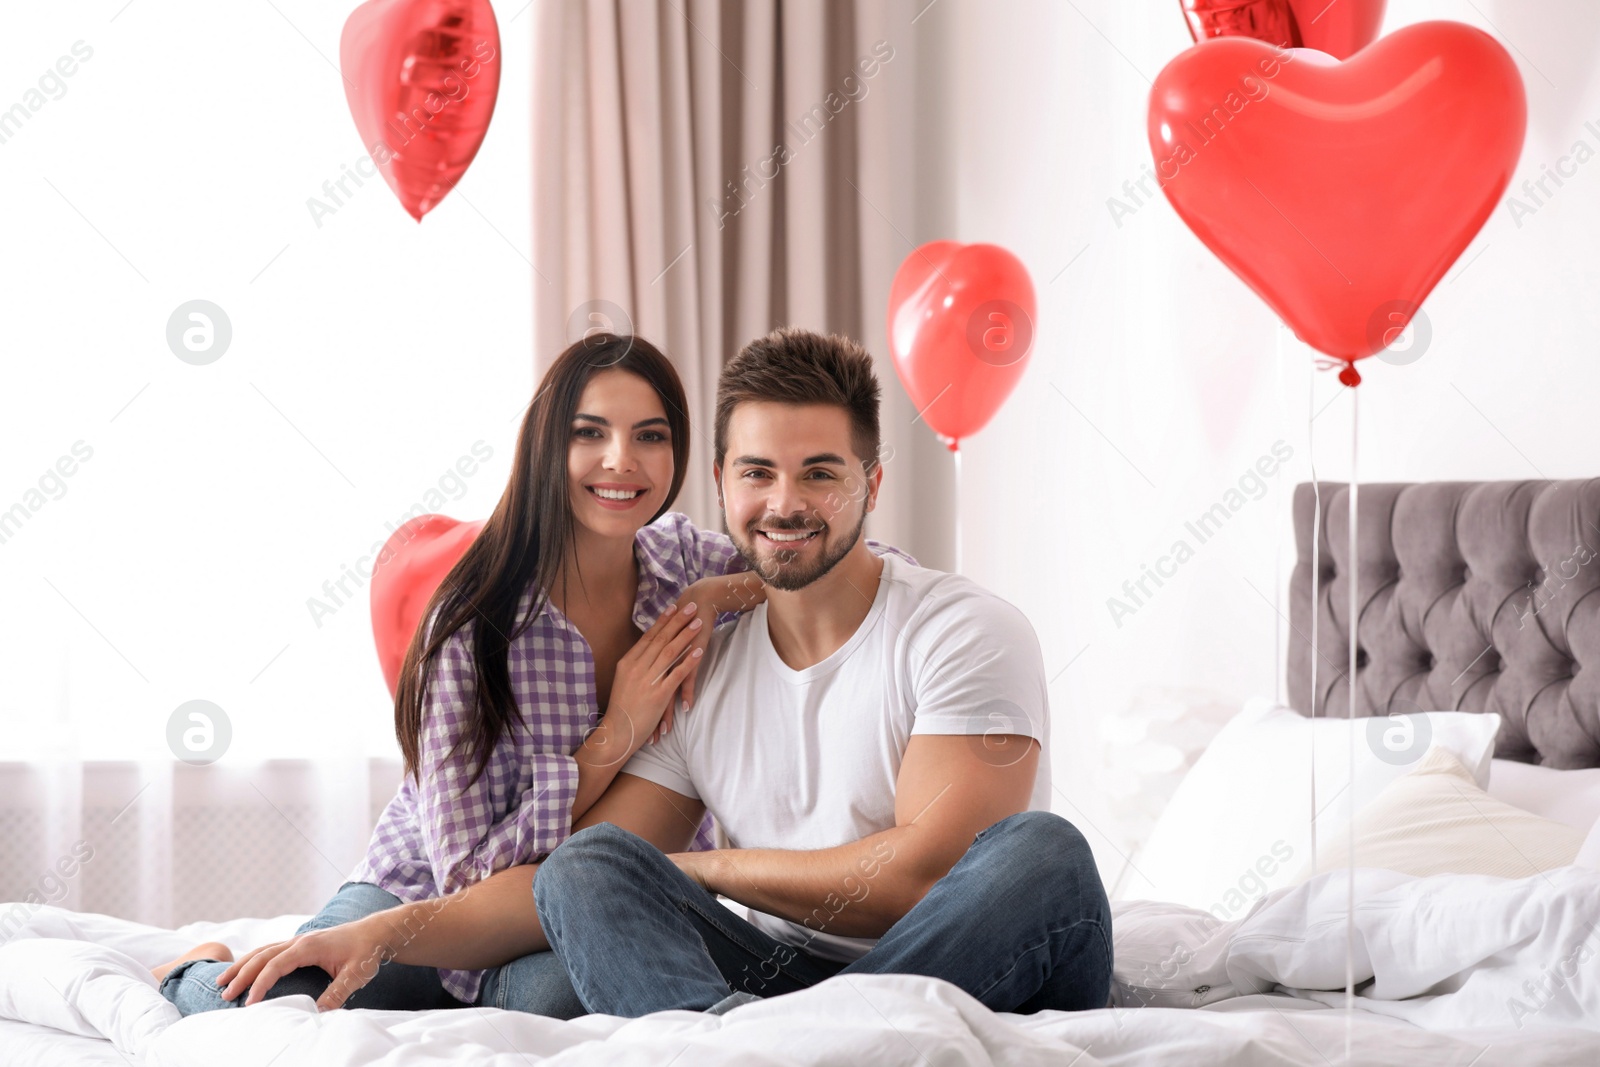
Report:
586,483,651,510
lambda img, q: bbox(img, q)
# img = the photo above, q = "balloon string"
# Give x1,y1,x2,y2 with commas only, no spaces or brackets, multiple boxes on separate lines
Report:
1346,382,1360,1057
952,447,963,575
1274,326,1284,707
1308,356,1320,873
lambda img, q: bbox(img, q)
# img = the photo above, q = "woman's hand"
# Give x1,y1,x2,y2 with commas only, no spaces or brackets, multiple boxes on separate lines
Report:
216,914,398,1011
607,601,704,749
658,573,766,737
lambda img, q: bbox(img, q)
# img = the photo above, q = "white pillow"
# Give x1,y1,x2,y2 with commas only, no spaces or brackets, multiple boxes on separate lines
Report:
1485,758,1600,833
1295,746,1585,880
1123,701,1501,914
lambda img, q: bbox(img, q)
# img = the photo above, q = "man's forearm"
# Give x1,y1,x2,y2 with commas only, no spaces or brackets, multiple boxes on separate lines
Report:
686,825,947,940
372,864,548,970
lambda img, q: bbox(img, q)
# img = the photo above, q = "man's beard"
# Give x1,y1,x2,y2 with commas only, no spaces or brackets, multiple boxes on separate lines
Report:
730,506,867,592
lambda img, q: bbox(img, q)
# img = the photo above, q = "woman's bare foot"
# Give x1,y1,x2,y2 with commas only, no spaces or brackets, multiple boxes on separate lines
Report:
150,941,233,984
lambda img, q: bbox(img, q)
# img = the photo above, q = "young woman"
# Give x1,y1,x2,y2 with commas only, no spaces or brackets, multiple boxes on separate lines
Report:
154,333,906,1017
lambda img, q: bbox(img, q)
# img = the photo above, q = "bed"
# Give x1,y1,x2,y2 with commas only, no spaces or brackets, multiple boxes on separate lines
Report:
2,478,1598,1065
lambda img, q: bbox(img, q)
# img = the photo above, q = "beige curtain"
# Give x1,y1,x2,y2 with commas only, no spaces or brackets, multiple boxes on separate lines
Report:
531,0,951,563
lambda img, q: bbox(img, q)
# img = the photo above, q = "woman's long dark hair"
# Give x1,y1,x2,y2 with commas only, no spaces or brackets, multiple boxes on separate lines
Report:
394,334,691,785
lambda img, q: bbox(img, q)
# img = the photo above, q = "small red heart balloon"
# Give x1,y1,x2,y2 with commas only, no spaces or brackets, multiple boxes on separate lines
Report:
370,514,484,695
1149,21,1525,368
340,0,501,221
1179,0,1387,60
888,242,1037,450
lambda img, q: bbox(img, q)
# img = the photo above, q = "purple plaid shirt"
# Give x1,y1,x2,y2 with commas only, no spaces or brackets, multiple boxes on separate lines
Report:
350,511,909,1002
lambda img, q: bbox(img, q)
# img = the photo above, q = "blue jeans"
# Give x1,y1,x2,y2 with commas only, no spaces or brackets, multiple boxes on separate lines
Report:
533,811,1113,1017
159,881,584,1018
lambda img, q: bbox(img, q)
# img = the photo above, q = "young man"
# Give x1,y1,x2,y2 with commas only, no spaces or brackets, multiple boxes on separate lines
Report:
532,327,1112,1017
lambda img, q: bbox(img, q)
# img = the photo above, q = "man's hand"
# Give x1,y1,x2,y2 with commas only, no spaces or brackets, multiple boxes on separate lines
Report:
668,850,717,891
217,913,400,1011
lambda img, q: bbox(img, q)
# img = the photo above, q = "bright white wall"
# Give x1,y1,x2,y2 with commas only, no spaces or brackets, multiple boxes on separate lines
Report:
0,1,535,761
911,0,1600,885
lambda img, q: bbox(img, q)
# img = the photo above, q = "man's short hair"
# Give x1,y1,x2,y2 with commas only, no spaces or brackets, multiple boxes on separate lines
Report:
715,327,882,469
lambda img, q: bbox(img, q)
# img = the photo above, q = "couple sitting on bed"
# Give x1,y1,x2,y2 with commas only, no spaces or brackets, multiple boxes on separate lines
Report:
153,327,1112,1019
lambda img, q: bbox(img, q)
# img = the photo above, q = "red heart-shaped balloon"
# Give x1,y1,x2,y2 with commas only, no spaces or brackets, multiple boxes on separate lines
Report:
887,242,1037,449
1149,21,1525,365
340,0,501,221
370,514,484,695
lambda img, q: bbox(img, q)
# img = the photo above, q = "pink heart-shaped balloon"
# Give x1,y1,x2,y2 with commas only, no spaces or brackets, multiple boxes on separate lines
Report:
340,0,501,221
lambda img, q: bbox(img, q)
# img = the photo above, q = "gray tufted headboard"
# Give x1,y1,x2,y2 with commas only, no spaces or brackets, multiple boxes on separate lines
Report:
1288,479,1600,768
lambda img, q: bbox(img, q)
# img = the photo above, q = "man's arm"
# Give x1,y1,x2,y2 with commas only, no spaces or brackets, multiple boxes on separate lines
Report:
673,733,1039,940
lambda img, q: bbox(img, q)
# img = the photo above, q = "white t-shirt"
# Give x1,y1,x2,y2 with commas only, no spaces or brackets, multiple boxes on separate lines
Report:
622,552,1051,962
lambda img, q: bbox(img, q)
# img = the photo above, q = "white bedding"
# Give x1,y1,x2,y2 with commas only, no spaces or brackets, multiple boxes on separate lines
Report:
0,1018,136,1067
1,867,1597,1066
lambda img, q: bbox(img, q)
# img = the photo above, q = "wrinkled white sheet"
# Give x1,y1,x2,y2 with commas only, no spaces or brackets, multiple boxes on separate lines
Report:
1,867,1596,1066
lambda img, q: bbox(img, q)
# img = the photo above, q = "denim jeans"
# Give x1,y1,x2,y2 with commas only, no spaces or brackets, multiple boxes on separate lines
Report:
533,810,1114,1018
159,880,584,1018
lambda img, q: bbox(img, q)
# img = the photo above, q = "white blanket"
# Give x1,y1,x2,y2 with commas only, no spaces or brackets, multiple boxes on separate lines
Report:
1,867,1597,1066
1113,865,1600,1032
